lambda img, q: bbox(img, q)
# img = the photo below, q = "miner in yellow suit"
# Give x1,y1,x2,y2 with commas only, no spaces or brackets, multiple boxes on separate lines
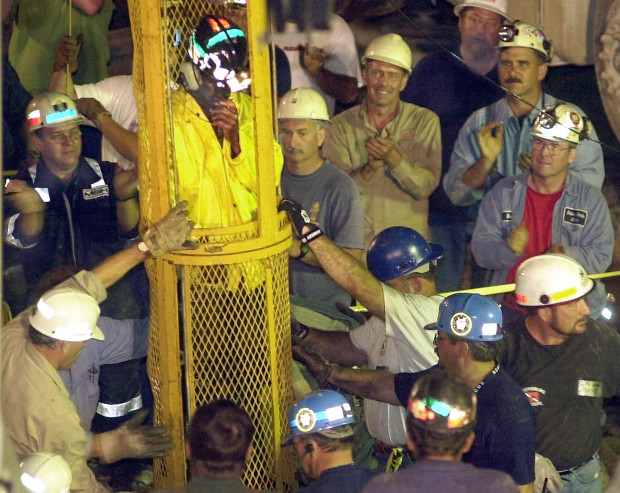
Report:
172,14,283,230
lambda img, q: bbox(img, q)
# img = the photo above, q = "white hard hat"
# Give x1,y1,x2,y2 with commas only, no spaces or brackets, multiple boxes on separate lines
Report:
29,288,104,342
362,33,412,74
20,453,72,493
26,92,83,133
514,254,594,307
498,20,553,62
454,0,510,21
531,103,592,144
277,88,330,122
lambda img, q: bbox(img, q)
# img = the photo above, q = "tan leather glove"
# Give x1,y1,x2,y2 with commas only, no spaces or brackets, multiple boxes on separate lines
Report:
142,200,198,257
98,410,174,464
535,453,563,493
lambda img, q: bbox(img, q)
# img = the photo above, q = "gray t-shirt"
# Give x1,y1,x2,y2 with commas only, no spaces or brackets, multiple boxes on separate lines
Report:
281,160,363,305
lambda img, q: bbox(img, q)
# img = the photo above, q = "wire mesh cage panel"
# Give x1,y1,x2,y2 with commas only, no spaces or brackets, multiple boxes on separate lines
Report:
127,0,295,489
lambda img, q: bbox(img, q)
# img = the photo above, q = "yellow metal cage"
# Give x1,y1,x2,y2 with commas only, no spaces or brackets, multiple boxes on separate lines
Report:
126,0,295,489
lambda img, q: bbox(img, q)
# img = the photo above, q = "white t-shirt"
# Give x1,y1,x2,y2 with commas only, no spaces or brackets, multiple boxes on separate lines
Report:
75,75,138,169
275,14,363,116
350,284,441,445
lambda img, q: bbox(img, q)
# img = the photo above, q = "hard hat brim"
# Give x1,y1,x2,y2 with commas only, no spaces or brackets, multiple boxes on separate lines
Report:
91,325,105,341
453,2,511,21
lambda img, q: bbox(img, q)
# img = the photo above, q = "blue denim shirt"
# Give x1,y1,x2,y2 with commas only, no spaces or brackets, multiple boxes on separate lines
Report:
445,93,605,207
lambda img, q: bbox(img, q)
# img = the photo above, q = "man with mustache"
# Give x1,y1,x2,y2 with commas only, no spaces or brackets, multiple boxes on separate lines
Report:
322,33,441,257
444,21,604,211
278,87,363,305
471,103,612,320
500,253,620,492
399,0,508,292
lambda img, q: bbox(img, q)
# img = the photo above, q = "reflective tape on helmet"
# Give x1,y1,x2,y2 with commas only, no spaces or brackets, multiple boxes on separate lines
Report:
96,395,143,418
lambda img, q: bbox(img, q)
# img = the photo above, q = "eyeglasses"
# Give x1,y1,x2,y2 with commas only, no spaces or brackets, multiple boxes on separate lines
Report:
463,13,501,31
531,137,571,156
433,333,449,345
43,128,82,144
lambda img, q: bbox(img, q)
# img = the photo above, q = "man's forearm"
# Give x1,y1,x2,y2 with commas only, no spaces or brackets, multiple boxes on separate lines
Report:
15,212,45,238
50,69,77,98
304,329,367,366
91,244,148,288
98,115,139,164
327,366,400,405
312,69,358,104
462,156,495,190
308,236,386,319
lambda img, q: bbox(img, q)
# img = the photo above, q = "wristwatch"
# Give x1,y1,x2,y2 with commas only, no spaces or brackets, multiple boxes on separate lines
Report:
137,241,150,255
294,244,310,260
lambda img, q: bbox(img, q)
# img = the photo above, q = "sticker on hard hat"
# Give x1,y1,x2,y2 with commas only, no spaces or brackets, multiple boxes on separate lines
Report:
27,110,42,128
46,107,79,125
569,112,581,126
550,287,577,302
450,313,472,336
294,408,316,433
481,323,500,337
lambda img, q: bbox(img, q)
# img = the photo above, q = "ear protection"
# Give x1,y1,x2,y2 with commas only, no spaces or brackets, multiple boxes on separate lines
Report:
179,61,202,91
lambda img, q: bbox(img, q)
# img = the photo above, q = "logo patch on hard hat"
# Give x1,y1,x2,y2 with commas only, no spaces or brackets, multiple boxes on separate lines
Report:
450,313,472,337
295,408,316,433
570,112,580,126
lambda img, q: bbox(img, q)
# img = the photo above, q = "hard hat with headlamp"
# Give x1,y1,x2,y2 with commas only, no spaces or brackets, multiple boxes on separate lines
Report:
282,389,355,446
277,88,330,123
26,92,83,134
362,33,413,74
531,103,592,144
366,227,443,282
408,370,477,434
514,253,594,307
425,293,503,342
188,14,249,92
498,20,553,62
29,288,104,342
20,453,72,493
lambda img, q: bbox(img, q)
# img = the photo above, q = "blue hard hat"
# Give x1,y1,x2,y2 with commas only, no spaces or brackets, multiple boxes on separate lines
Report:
425,293,503,341
366,227,443,282
282,390,355,446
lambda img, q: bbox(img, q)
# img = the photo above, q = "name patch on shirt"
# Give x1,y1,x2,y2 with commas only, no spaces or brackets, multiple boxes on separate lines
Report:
577,380,602,397
563,207,587,227
501,210,512,221
83,185,110,201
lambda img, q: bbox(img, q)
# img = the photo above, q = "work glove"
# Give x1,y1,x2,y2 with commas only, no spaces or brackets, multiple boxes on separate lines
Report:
142,201,198,257
534,453,563,493
98,409,175,464
277,198,323,244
